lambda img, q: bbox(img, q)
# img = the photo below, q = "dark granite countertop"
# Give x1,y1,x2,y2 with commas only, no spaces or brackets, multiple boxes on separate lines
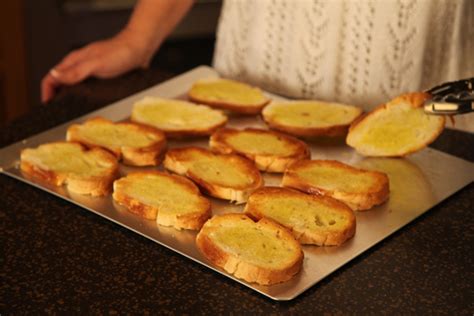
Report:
1,68,473,314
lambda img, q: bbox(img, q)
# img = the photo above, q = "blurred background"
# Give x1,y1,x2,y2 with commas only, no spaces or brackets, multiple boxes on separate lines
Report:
0,0,221,126
2,0,471,132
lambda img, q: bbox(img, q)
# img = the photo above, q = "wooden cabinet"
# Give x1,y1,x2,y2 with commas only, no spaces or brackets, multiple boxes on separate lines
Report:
0,1,29,126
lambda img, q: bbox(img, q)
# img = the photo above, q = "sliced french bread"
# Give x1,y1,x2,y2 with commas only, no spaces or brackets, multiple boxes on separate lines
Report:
262,100,362,137
346,92,445,156
282,159,389,211
113,171,211,230
188,78,271,114
131,96,227,138
196,213,304,285
209,128,310,173
245,187,356,246
20,142,118,196
67,117,166,166
163,146,263,203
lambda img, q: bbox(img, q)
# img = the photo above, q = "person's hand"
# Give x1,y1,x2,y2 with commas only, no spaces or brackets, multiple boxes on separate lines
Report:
41,28,152,103
41,0,195,103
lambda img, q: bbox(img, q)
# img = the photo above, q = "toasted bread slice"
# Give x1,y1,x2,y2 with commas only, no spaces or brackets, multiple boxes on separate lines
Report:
188,78,271,114
113,171,211,230
163,147,263,203
346,92,445,156
209,128,310,173
196,213,303,285
262,100,363,137
20,142,118,196
282,160,389,211
245,187,356,246
131,97,228,138
67,117,166,166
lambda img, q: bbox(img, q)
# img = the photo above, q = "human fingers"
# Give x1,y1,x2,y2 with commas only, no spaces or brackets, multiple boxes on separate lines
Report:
41,58,100,103
41,48,91,103
50,58,100,85
41,71,61,103
54,48,90,72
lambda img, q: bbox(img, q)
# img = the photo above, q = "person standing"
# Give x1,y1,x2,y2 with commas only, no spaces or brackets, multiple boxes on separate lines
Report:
41,0,473,130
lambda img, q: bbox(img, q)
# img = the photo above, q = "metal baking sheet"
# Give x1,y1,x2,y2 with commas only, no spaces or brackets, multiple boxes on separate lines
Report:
1,66,473,301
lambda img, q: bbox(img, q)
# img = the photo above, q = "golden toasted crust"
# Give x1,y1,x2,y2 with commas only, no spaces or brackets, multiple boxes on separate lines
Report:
67,117,167,166
113,171,211,230
209,128,310,173
282,159,389,211
131,97,228,138
244,187,356,246
264,119,350,137
188,78,271,114
262,101,363,137
188,96,270,115
196,213,303,285
346,92,445,157
165,128,222,139
163,147,264,203
20,142,119,196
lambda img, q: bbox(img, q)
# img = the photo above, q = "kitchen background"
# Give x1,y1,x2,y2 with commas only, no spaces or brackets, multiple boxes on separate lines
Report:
0,0,221,126
1,0,472,131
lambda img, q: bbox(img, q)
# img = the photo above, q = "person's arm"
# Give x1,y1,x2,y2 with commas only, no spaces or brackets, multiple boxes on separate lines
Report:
41,0,194,103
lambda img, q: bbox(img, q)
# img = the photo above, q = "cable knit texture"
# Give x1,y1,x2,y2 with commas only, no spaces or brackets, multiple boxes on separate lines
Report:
213,0,473,131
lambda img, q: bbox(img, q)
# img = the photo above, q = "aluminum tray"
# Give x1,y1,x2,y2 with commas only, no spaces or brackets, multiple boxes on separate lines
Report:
1,66,473,300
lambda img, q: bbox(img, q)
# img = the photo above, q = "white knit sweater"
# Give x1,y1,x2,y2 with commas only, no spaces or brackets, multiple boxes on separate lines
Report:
213,0,473,131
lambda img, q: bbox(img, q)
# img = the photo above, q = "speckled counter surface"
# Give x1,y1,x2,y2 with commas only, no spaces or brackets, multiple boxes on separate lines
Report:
1,69,473,314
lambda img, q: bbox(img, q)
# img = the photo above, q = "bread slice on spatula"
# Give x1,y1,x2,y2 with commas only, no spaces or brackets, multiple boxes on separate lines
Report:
188,78,271,114
262,100,362,137
196,213,303,285
163,146,263,203
20,142,118,196
67,117,166,166
245,187,356,246
131,97,227,138
113,171,211,230
282,159,389,211
346,92,445,156
209,128,310,173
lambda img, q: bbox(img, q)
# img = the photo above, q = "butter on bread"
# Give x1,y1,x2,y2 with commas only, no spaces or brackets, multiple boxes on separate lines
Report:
282,160,389,211
262,100,362,137
20,142,118,196
188,78,270,114
245,187,356,246
131,96,227,138
163,146,263,204
67,117,166,166
346,92,445,156
113,171,211,230
196,213,303,285
210,128,310,173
